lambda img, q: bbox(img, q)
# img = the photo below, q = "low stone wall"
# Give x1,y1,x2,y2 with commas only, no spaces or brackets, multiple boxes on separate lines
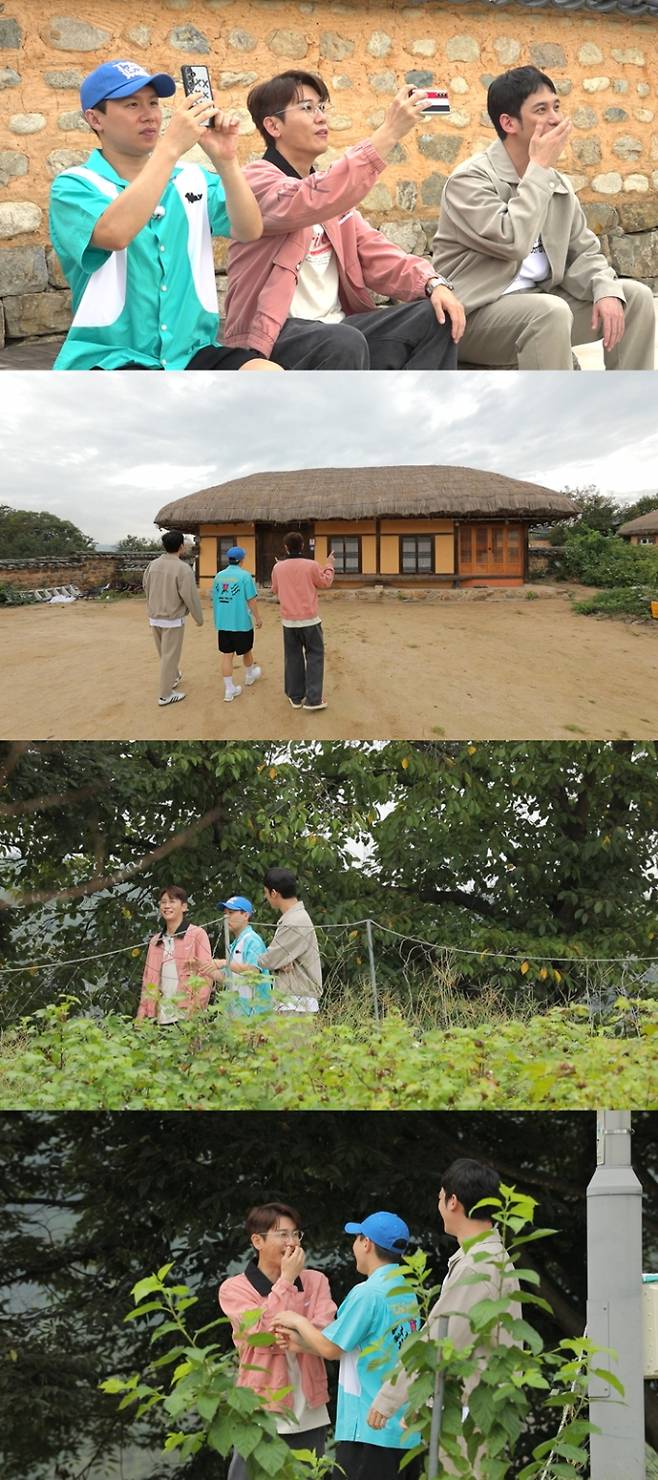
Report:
0,551,155,590
0,0,657,345
262,583,565,602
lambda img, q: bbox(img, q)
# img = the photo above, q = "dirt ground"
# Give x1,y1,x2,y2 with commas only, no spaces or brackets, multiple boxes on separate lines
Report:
3,590,657,741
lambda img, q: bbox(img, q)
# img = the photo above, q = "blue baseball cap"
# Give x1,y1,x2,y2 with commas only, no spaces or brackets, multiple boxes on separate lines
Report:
81,60,176,112
218,895,254,915
227,546,247,561
344,1211,410,1253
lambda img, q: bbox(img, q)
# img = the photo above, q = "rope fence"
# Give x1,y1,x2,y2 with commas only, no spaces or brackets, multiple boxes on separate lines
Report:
1,915,655,1031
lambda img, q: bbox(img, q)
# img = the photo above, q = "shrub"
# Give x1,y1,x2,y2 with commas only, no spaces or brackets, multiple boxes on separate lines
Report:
0,583,33,606
552,530,658,589
573,587,656,620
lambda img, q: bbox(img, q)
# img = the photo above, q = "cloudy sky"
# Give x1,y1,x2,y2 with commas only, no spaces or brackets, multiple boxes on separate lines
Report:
1,372,656,542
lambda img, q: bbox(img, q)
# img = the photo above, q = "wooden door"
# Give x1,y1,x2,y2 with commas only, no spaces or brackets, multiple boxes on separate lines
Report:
256,523,314,584
458,523,525,580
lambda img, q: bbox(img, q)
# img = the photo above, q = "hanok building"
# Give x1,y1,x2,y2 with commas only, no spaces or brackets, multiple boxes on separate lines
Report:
617,511,658,547
155,467,576,590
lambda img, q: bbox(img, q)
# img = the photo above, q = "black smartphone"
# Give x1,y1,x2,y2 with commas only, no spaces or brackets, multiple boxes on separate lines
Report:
181,64,214,126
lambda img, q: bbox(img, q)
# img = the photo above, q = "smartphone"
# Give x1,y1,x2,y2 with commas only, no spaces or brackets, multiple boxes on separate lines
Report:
421,89,451,117
181,64,214,126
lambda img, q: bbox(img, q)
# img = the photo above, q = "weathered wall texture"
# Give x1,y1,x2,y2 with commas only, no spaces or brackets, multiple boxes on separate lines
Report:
0,552,154,588
1,0,657,342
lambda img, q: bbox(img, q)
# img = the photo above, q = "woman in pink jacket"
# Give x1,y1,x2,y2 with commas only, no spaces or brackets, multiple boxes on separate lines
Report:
136,885,214,1023
219,1200,336,1480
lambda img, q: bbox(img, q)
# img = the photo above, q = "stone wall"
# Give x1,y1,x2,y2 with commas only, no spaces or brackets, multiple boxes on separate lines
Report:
1,0,657,344
0,551,155,589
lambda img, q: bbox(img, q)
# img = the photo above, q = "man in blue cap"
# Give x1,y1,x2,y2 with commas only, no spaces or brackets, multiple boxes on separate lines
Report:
211,546,262,703
274,1212,421,1480
49,59,280,372
211,895,272,1018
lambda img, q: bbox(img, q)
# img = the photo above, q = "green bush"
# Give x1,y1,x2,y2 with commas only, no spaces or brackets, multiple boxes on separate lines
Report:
553,529,658,589
573,587,657,620
2,998,657,1110
0,583,33,606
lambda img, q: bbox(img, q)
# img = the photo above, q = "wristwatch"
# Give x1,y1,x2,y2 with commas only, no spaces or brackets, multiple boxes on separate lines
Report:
424,274,452,297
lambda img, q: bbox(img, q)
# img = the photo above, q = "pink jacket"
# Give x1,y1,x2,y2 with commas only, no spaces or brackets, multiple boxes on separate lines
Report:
219,1266,336,1411
137,923,213,1019
223,140,436,356
271,557,334,622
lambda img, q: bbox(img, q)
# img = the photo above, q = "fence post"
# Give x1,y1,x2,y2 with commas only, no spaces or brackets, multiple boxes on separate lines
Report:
365,919,380,1022
587,1110,645,1480
428,1314,450,1479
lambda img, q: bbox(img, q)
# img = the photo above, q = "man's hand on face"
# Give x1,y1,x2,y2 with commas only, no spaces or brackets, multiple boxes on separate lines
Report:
160,91,218,157
528,116,571,170
280,1245,305,1284
201,109,242,166
430,284,466,343
592,296,625,351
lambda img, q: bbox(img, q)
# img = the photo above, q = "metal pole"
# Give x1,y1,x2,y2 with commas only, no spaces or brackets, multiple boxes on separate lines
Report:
428,1315,449,1480
587,1110,645,1479
365,919,379,1022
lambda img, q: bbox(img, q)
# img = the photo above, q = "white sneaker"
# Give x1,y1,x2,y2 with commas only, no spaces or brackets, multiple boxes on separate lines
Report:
159,691,186,707
173,671,182,688
244,665,262,686
224,684,242,703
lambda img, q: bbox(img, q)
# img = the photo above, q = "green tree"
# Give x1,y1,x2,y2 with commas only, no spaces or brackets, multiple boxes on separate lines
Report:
1,742,656,1016
618,493,658,525
549,487,622,545
116,535,163,553
0,505,96,557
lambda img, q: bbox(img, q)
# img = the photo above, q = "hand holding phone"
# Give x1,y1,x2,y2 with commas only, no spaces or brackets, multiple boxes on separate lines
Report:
420,88,450,117
181,64,215,126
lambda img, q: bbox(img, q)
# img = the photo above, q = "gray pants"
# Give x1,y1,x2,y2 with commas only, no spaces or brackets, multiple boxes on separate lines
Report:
270,298,458,370
150,623,184,701
228,1424,327,1480
457,278,655,370
283,624,325,706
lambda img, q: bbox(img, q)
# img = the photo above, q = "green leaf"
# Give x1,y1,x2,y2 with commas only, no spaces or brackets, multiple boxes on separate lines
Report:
196,1392,221,1423
132,1275,165,1304
124,1301,164,1321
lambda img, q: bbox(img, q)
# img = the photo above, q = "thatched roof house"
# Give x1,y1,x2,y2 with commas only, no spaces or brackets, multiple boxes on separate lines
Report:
618,510,658,546
156,466,575,589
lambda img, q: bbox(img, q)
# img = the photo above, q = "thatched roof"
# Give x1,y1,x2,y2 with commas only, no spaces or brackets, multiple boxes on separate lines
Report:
156,467,576,529
618,510,658,535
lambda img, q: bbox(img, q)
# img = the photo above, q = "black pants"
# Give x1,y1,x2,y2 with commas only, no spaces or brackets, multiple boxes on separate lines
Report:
228,1424,327,1480
92,344,265,370
334,1440,422,1480
270,298,457,371
283,624,325,706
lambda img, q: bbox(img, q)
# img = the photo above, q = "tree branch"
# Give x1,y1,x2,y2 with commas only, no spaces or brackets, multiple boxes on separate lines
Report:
0,784,103,818
0,802,226,912
0,741,30,790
